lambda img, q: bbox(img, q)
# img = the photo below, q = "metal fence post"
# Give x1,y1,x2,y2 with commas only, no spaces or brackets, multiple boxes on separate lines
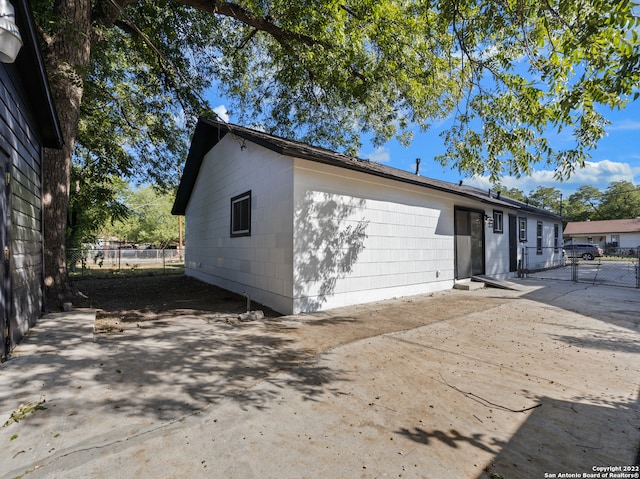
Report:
637,247,640,289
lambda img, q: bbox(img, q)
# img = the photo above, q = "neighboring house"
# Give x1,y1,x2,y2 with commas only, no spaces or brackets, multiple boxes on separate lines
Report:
564,218,640,254
0,0,63,359
173,118,562,315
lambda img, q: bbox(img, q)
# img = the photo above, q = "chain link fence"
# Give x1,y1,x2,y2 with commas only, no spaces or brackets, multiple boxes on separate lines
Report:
524,246,640,288
68,248,184,278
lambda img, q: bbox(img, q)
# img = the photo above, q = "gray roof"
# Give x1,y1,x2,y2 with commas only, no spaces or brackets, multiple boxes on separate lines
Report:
172,117,563,220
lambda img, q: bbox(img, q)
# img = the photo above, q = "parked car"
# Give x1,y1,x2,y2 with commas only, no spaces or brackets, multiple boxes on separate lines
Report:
563,243,604,260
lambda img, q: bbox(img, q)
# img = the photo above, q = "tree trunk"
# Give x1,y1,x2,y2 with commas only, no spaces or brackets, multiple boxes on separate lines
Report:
42,0,93,308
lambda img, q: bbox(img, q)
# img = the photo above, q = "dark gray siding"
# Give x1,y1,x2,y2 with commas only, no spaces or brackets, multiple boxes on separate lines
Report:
0,62,44,350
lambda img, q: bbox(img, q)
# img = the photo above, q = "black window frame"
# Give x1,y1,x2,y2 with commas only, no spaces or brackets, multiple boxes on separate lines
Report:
492,210,504,233
536,221,543,255
554,224,559,251
518,217,527,242
230,190,251,237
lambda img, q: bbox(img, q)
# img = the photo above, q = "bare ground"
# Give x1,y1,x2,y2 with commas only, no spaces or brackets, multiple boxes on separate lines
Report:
73,273,510,350
73,274,282,333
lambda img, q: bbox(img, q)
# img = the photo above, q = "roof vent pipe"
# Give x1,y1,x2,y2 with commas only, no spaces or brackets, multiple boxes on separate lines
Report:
0,0,22,63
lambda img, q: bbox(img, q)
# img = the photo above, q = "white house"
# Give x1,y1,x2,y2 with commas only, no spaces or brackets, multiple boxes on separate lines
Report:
172,119,562,315
564,218,640,254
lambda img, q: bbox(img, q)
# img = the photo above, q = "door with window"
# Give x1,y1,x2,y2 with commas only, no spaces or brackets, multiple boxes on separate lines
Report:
454,208,485,279
509,214,518,272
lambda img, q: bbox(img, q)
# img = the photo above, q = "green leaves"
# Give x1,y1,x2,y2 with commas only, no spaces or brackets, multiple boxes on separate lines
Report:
207,0,639,183
39,0,640,205
104,185,181,248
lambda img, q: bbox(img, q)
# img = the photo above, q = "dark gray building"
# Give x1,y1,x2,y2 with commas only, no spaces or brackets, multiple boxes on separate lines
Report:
1,0,63,359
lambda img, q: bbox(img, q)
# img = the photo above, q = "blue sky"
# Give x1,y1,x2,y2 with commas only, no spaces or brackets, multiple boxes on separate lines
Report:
208,93,640,197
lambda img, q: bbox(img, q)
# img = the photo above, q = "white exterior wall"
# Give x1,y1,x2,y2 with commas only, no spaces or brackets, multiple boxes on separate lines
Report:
452,199,514,279
184,138,564,315
617,232,640,249
484,209,511,278
520,214,563,271
292,160,455,313
184,136,295,313
452,202,562,278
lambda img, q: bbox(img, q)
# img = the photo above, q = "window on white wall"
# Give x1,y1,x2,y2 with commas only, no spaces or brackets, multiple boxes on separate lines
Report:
518,217,527,242
536,221,543,254
230,191,251,237
554,224,559,251
611,234,619,247
493,210,503,233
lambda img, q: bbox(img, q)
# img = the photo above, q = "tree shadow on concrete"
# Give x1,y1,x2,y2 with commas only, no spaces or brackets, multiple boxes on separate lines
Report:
0,311,351,476
294,190,368,312
476,391,640,478
396,390,640,479
396,427,503,455
545,323,640,354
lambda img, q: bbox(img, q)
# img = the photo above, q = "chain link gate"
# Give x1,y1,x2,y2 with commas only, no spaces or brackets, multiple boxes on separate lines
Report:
525,246,640,288
570,246,640,288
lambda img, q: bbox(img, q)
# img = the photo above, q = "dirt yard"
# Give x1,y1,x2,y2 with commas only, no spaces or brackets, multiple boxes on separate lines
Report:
74,273,511,351
74,274,283,333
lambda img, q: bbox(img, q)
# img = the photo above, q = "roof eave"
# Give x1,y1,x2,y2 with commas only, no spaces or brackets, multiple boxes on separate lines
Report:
172,119,227,215
14,0,63,149
172,118,562,221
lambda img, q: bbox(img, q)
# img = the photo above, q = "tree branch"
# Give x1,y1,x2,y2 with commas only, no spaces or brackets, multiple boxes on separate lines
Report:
174,0,320,48
93,0,137,30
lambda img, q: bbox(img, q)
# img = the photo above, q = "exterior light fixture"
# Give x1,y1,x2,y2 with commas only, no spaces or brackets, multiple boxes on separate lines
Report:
484,213,494,228
0,0,22,63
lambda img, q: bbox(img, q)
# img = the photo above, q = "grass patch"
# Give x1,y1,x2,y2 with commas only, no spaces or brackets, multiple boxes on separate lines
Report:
69,263,184,279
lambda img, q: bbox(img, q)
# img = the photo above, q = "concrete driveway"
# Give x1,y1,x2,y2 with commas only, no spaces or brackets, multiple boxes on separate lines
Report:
1,279,638,478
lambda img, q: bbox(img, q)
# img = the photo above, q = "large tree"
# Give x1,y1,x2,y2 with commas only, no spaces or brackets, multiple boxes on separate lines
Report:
104,185,181,248
527,186,563,214
33,0,640,306
564,184,603,221
599,181,640,219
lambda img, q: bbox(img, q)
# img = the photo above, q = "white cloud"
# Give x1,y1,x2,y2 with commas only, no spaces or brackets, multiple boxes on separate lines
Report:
466,159,640,195
364,147,391,164
212,105,230,123
608,120,640,131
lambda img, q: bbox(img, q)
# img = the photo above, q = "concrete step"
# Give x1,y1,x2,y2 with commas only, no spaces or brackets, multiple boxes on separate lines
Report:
454,281,485,291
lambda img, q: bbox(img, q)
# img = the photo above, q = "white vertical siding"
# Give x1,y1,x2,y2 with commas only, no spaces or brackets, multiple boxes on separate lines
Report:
292,161,455,313
184,135,295,313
